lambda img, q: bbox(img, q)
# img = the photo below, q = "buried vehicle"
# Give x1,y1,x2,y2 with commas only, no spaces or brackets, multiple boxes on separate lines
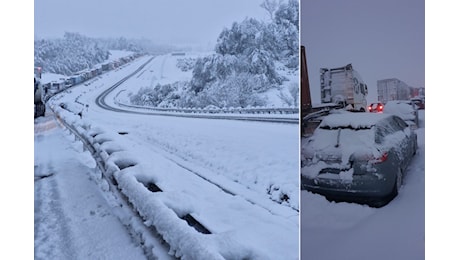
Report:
301,111,417,207
383,100,419,128
368,102,384,113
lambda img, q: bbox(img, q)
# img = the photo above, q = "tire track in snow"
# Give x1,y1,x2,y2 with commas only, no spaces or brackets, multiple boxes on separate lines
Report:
34,169,78,260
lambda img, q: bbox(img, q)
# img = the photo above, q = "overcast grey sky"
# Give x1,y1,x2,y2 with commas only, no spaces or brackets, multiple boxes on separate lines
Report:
34,0,268,49
301,0,425,103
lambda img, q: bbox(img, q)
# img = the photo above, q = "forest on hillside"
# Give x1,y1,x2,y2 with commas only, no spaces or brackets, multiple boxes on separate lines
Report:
34,33,174,75
130,0,299,109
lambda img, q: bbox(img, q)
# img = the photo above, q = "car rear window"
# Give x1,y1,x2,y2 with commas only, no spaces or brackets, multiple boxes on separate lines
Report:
319,112,390,129
375,116,407,143
313,127,376,150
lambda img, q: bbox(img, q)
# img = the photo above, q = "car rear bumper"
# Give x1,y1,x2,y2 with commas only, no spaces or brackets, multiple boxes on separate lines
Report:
301,173,395,206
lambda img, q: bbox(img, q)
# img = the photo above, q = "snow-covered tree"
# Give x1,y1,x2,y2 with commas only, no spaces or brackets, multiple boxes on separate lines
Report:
34,32,110,75
278,82,299,107
194,72,267,108
34,33,176,75
274,0,299,31
260,0,281,21
129,0,299,109
215,18,263,56
272,0,299,68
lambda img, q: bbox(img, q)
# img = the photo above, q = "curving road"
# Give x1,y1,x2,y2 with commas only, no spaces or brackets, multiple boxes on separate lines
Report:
46,54,300,259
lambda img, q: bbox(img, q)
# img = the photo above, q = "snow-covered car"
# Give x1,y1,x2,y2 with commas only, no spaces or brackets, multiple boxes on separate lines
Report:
368,102,384,113
301,111,417,207
410,97,425,110
383,100,419,128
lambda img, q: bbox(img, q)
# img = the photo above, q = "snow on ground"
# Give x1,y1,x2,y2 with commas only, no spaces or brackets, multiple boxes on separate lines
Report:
65,54,300,210
34,118,150,259
119,52,211,99
108,50,135,61
35,54,299,259
300,110,425,260
261,61,299,108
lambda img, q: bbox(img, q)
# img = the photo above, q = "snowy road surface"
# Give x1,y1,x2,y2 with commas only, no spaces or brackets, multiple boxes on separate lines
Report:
34,118,158,259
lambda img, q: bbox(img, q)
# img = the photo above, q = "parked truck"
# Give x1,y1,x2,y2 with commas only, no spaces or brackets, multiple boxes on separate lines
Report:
377,78,410,103
34,67,46,118
320,63,368,112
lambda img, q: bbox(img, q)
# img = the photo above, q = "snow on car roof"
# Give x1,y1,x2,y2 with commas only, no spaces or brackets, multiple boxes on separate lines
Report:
320,111,392,129
383,100,416,121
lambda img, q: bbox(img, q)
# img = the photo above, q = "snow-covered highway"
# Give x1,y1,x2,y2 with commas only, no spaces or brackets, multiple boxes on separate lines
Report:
36,54,300,259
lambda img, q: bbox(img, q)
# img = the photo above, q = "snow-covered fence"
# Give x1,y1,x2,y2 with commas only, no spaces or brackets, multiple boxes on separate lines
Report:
113,90,297,115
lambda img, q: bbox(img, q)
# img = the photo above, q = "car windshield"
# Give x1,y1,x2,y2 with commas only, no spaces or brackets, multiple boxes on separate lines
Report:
311,112,396,150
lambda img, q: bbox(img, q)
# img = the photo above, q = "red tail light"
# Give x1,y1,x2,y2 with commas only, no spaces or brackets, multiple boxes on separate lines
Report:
351,152,388,164
371,152,388,164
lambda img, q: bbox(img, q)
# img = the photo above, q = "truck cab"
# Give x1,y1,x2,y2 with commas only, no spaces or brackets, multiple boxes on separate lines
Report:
320,64,368,112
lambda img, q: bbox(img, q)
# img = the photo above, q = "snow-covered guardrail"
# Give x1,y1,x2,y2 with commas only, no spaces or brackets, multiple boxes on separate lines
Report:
113,89,298,115
115,100,298,115
50,104,228,259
